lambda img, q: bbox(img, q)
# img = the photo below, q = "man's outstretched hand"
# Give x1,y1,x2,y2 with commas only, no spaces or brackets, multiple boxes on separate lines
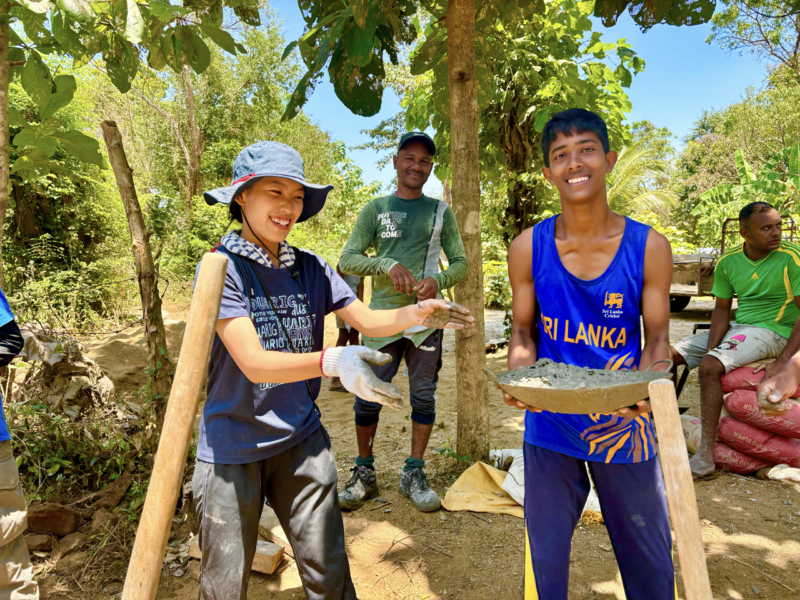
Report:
416,299,475,329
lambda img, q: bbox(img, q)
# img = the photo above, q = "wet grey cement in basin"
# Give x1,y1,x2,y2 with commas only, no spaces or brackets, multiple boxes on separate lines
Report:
485,359,671,415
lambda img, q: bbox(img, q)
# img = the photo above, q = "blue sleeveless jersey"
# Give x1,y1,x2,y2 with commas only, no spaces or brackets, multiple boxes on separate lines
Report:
524,215,657,464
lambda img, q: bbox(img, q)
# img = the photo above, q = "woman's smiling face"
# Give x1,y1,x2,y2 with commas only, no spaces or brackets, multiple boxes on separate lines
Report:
235,177,305,247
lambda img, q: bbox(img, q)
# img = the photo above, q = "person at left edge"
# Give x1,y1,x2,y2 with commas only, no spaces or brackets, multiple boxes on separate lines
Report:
195,141,475,600
0,287,39,599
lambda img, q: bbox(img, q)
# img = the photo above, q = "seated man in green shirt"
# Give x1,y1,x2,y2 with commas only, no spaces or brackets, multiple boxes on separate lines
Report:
671,201,800,477
337,131,468,512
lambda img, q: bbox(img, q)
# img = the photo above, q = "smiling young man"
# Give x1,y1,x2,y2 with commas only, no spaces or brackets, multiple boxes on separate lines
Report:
195,141,474,599
502,109,675,599
671,202,800,477
338,131,468,512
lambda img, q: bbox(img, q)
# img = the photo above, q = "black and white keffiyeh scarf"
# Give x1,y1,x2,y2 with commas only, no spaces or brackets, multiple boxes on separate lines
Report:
220,230,295,269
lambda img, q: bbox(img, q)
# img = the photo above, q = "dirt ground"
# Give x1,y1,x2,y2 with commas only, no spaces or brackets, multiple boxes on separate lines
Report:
70,299,800,599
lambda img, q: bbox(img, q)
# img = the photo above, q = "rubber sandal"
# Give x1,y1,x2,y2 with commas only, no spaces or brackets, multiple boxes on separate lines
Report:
329,385,347,392
692,469,722,482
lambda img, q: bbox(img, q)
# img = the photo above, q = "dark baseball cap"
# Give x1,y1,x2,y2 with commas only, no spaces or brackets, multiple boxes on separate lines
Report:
397,131,436,156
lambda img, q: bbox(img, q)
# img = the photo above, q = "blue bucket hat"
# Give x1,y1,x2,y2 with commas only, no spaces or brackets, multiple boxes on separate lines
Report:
203,141,333,223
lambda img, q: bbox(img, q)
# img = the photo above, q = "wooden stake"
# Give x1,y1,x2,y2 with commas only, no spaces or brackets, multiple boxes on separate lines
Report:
649,379,713,600
121,252,228,600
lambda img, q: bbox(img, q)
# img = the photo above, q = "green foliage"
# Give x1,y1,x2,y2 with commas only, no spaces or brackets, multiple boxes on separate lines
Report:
637,211,697,254
692,143,800,215
10,52,105,181
3,7,364,335
708,0,800,76
283,0,715,121
281,0,417,119
606,146,677,215
593,0,715,28
289,142,381,265
399,0,642,244
437,436,470,464
10,0,253,95
7,393,147,502
483,260,511,311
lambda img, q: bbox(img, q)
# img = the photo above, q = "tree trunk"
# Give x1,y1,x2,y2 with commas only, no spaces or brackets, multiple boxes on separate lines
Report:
181,65,203,206
447,0,490,462
12,182,41,238
499,100,547,247
0,4,10,290
100,120,172,427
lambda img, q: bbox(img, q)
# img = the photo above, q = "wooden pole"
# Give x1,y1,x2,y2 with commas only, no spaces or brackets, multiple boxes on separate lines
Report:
100,120,173,425
121,252,228,600
648,379,713,600
447,0,490,462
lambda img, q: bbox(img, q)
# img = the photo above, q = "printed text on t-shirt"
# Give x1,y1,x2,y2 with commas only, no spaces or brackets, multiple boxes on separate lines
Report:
377,211,407,238
250,293,318,389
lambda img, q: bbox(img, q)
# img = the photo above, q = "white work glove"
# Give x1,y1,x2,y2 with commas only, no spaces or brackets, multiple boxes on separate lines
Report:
321,346,403,408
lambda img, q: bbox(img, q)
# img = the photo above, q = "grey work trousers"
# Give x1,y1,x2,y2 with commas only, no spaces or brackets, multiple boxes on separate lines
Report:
192,426,357,600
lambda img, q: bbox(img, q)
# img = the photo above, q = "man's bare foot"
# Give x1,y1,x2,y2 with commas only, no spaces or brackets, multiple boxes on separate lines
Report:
689,451,715,478
329,377,345,391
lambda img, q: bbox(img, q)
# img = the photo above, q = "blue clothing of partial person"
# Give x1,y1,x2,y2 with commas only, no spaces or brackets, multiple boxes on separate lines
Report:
0,289,15,443
526,215,656,464
194,246,356,464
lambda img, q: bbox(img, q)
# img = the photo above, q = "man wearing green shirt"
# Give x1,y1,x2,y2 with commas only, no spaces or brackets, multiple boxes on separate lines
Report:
337,131,468,512
671,202,800,477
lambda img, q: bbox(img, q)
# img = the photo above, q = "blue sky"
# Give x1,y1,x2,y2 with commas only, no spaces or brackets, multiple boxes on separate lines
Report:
270,2,769,190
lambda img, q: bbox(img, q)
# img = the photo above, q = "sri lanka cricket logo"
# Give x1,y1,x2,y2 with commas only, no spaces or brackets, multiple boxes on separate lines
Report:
604,292,623,309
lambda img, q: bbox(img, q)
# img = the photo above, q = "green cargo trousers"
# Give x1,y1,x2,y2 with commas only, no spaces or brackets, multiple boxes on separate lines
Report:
0,441,38,599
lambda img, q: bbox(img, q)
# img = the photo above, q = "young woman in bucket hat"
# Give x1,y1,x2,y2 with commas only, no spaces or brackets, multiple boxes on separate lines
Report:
193,141,474,600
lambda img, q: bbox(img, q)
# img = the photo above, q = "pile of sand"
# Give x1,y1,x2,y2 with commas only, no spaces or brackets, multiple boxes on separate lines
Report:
87,320,187,394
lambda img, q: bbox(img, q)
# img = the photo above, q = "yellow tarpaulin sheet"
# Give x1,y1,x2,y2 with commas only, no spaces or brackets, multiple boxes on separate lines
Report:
441,461,524,518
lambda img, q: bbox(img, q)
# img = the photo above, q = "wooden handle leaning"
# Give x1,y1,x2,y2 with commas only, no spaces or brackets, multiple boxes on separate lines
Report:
648,379,713,600
122,252,228,600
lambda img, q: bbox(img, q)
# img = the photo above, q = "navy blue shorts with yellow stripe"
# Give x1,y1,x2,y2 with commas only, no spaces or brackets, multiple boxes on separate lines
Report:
523,443,675,600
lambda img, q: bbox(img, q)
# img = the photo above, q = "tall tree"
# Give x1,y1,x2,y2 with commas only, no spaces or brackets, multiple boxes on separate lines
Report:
1,0,258,281
405,0,644,246
282,0,716,460
709,0,800,77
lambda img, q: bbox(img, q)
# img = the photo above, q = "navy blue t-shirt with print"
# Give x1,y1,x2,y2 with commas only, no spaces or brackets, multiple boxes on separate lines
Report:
194,246,356,464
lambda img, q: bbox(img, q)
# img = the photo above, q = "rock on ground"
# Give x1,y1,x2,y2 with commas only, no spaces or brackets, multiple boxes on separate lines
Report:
55,532,88,558
188,560,201,582
54,550,89,574
95,474,132,509
23,533,53,552
91,508,118,535
27,503,80,537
